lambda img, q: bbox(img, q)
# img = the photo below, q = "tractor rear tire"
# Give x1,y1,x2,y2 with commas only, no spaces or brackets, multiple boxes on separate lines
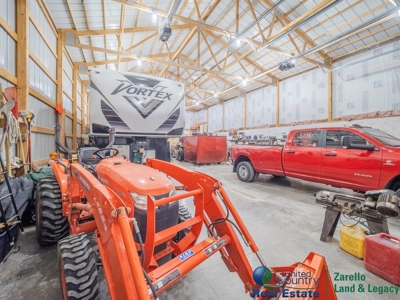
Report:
236,161,255,182
58,233,99,300
36,176,69,245
174,205,191,242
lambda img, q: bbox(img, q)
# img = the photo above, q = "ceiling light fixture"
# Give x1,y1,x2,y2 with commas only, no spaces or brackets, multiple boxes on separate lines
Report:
236,39,241,46
214,92,218,97
242,79,247,86
138,58,142,66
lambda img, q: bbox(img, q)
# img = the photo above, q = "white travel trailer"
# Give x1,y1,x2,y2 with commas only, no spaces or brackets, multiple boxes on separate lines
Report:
87,69,186,163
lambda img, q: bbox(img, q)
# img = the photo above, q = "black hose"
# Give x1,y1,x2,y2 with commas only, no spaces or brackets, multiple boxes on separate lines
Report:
143,268,159,300
132,218,145,266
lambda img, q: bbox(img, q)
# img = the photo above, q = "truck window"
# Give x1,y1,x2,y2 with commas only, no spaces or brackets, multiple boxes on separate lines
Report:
326,130,367,148
292,130,320,147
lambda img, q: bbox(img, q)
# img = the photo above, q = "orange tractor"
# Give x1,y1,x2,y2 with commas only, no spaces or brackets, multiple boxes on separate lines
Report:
35,120,337,299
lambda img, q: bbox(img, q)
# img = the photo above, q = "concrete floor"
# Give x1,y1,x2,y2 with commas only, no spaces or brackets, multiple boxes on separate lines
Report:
1,161,400,300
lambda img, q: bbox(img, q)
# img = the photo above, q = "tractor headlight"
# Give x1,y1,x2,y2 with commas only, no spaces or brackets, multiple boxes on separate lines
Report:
130,192,150,210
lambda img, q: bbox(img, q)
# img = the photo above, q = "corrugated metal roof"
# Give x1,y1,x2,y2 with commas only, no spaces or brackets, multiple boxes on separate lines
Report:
44,0,399,110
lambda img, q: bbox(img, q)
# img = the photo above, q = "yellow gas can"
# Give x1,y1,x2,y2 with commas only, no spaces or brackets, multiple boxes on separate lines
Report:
340,225,366,259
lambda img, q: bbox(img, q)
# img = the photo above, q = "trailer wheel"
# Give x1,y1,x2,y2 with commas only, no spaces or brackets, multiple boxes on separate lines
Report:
236,161,255,182
58,233,99,300
177,149,184,161
174,205,191,242
36,176,69,245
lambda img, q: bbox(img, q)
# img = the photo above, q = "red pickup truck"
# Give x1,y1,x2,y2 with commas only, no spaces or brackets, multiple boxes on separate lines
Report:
231,126,400,192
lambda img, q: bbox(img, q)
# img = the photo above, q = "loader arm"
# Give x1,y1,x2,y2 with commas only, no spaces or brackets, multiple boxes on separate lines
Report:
67,158,336,300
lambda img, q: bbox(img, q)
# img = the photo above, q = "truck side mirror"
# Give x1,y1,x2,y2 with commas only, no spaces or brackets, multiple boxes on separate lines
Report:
341,136,350,148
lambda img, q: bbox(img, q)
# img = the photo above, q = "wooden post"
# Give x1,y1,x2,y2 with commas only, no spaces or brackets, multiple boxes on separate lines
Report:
56,31,65,150
243,92,247,129
275,78,280,127
16,0,29,169
327,58,333,122
72,64,78,150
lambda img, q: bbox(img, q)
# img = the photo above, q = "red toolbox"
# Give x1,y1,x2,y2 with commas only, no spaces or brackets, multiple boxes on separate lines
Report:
183,136,226,164
364,233,400,285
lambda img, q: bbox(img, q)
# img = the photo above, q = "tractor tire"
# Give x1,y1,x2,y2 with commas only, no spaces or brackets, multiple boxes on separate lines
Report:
174,205,192,242
36,176,69,245
236,161,255,182
58,233,99,300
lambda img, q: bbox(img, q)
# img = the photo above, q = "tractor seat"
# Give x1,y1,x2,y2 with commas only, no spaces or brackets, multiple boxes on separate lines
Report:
78,147,100,165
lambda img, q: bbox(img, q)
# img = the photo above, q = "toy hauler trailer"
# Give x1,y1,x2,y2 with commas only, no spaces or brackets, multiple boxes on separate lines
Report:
87,69,186,163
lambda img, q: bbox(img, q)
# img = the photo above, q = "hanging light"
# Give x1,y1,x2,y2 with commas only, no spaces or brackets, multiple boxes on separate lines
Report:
214,92,218,97
138,58,142,66
236,39,241,46
242,79,247,86
152,12,157,21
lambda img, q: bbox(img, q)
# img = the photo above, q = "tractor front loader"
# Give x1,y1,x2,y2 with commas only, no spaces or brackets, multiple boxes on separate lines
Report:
35,124,337,299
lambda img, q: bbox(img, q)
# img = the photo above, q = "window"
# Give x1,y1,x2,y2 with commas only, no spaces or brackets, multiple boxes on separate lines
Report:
292,130,320,147
360,128,400,147
325,130,367,148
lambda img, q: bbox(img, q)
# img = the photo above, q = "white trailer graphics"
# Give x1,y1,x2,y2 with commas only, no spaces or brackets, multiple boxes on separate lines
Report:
89,69,185,137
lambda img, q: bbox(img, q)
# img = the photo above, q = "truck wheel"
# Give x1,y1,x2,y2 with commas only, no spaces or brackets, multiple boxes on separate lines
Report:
253,172,260,181
58,233,99,300
174,205,192,242
36,176,69,245
390,180,400,193
237,161,255,182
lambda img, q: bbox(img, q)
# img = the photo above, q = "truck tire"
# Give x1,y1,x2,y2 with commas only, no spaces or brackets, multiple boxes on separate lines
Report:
237,161,255,182
58,233,99,300
174,205,191,242
253,172,260,181
36,176,69,245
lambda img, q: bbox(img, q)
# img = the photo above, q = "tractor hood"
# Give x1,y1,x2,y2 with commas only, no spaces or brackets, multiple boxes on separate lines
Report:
96,158,174,197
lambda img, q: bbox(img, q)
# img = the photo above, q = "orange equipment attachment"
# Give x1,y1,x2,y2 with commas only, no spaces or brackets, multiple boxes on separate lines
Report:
48,156,337,300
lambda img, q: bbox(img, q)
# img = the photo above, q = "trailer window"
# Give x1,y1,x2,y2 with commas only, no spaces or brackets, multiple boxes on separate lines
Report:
292,130,320,147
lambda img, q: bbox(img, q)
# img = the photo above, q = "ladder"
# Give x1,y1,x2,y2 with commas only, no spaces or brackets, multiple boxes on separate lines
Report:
0,94,24,262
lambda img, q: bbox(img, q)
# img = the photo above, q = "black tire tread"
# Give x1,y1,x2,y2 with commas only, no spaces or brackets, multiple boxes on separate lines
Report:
58,233,99,300
36,176,69,245
174,205,191,242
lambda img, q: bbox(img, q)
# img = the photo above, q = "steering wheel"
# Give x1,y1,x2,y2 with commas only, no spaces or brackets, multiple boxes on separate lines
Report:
92,147,120,160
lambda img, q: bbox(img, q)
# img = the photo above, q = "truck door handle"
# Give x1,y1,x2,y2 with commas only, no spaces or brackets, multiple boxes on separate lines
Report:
325,153,337,157
285,150,295,154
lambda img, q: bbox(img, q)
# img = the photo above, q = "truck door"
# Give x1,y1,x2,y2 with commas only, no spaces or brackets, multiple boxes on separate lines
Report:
321,130,382,190
283,130,322,180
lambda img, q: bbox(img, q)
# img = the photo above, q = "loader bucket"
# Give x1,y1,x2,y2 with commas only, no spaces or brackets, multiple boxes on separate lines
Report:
253,252,337,300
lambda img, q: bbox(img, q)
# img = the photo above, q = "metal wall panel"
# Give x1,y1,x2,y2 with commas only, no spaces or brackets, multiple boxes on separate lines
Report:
185,111,195,129
77,92,82,107
65,116,73,134
0,27,16,76
0,77,14,89
246,85,276,128
63,53,73,79
62,70,72,96
66,137,73,149
29,58,56,102
63,93,73,114
29,21,56,77
224,97,244,130
208,104,223,133
31,133,55,161
77,107,82,122
333,41,400,119
0,0,15,30
29,95,55,129
279,67,328,126
29,0,56,51
76,123,82,137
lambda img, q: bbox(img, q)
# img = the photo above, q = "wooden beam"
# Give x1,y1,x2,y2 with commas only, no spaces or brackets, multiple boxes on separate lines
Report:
267,9,277,39
200,31,221,70
16,0,28,111
275,78,279,126
246,0,265,42
236,0,240,34
193,0,201,19
62,24,193,37
29,50,57,84
72,65,78,150
0,67,17,85
29,88,56,108
125,32,158,52
57,31,65,151
117,4,126,70
36,0,58,37
29,13,57,57
0,16,17,41
31,126,54,135
327,58,332,122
